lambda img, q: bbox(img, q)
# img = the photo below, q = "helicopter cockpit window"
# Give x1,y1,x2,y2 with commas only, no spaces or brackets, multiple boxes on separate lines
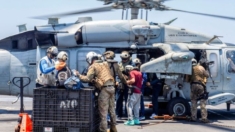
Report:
226,50,235,73
75,28,83,44
12,40,18,49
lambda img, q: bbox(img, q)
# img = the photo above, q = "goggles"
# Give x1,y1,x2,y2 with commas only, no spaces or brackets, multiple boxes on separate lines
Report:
121,58,128,61
51,53,58,57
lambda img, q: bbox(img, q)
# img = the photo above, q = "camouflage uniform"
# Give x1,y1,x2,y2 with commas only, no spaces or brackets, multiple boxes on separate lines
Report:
78,60,117,132
116,59,132,117
190,64,209,121
106,59,126,83
119,59,132,73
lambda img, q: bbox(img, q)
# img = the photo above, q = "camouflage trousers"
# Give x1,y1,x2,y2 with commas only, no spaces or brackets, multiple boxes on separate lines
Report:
98,86,116,132
190,83,208,120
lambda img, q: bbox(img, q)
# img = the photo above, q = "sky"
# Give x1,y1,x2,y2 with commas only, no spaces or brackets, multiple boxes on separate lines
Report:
0,0,234,43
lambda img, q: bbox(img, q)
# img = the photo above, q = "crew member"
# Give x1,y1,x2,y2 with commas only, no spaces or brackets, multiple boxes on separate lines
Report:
116,51,132,119
103,51,126,84
132,58,147,120
124,65,143,126
75,52,117,132
190,58,210,123
36,46,65,87
55,51,71,88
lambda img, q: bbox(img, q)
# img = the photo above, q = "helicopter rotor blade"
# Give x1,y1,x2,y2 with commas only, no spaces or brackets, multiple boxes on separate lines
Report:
168,8,235,21
32,6,114,19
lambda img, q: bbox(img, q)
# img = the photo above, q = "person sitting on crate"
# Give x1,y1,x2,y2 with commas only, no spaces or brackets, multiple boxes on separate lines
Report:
74,51,117,132
55,51,72,88
36,46,66,88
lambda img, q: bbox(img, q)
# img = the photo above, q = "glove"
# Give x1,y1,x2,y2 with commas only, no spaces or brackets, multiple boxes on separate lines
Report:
55,62,66,70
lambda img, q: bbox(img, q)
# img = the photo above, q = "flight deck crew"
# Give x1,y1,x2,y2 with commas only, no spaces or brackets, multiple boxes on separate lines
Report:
75,52,117,132
116,51,132,119
36,46,65,87
55,51,71,88
189,58,210,123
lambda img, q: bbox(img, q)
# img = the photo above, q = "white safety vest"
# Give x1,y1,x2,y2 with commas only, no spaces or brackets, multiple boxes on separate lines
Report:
36,56,57,86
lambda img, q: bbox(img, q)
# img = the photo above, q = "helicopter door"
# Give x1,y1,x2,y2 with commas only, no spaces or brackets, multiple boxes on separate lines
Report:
222,48,235,92
0,50,11,95
205,50,222,91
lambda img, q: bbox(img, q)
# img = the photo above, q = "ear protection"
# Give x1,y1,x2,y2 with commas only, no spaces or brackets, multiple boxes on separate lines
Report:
62,54,68,61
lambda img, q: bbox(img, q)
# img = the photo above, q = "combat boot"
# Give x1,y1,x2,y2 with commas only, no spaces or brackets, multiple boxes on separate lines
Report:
110,125,117,132
199,118,210,123
187,117,197,122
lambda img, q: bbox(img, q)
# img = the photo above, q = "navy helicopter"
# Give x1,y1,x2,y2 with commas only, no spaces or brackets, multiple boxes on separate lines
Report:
0,0,235,115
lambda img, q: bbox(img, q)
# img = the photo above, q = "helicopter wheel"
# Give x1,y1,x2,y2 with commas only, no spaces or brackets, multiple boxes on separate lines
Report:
167,97,190,116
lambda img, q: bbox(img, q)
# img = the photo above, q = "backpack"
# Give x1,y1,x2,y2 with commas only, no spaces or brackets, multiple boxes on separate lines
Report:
56,66,71,87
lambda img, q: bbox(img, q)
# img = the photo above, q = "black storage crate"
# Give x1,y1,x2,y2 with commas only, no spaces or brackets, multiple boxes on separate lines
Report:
33,88,100,132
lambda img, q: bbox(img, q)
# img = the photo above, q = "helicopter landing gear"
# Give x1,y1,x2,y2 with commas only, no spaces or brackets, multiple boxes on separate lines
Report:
167,97,190,116
226,102,231,111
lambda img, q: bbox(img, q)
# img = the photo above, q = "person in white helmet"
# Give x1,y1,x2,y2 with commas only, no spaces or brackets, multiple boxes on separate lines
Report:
74,51,117,132
36,46,65,88
55,51,71,88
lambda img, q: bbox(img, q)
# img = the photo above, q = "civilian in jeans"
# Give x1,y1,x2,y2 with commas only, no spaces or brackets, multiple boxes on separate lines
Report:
124,65,143,126
132,58,147,120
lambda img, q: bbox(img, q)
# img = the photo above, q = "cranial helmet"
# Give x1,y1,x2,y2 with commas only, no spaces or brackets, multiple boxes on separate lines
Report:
57,51,68,61
120,51,130,59
192,58,197,66
47,46,58,57
86,51,98,64
125,65,134,73
132,58,141,67
103,51,115,59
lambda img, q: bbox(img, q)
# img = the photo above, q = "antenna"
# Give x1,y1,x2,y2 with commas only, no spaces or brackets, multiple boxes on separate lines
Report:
48,18,59,25
16,24,27,33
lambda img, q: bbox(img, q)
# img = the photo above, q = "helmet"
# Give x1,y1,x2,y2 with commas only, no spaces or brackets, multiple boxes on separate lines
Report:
125,65,134,73
47,46,58,57
57,51,68,61
132,58,141,67
103,51,115,59
120,51,130,59
192,58,197,66
86,51,98,64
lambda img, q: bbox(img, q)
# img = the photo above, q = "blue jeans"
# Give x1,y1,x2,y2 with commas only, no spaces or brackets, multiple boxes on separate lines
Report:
116,86,128,117
152,85,161,115
140,88,145,117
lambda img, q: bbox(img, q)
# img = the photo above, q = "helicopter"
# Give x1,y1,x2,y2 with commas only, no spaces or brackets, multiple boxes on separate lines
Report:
0,0,235,116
